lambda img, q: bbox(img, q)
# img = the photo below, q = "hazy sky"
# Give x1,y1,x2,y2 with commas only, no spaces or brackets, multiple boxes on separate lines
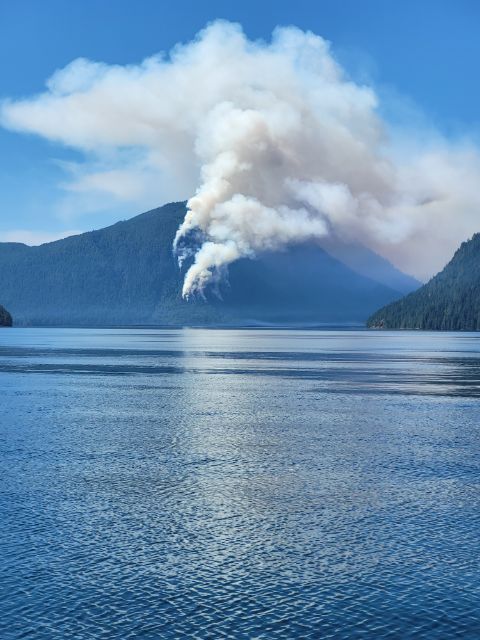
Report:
1,0,479,262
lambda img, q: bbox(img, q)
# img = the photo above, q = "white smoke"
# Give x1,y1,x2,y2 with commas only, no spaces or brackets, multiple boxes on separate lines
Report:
2,20,480,292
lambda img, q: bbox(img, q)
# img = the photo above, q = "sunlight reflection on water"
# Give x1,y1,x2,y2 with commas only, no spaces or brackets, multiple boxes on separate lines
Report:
1,328,480,638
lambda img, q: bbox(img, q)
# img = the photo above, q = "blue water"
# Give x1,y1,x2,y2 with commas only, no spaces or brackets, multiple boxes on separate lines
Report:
1,328,480,639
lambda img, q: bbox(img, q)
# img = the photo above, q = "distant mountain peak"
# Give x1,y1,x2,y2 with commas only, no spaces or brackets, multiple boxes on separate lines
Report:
318,235,421,295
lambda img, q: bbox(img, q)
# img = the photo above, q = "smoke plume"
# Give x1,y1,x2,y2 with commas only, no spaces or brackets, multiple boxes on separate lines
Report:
2,21,480,292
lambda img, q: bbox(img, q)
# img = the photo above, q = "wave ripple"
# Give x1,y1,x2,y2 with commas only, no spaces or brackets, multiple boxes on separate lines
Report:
1,328,480,638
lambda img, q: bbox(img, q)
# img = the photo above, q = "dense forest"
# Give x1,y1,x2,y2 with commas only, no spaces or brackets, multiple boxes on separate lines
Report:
368,233,480,330
0,201,413,327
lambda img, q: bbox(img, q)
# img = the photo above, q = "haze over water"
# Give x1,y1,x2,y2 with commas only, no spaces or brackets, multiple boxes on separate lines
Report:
1,328,480,638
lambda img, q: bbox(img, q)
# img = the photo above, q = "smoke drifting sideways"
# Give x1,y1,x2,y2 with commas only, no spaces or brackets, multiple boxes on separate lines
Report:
3,21,480,294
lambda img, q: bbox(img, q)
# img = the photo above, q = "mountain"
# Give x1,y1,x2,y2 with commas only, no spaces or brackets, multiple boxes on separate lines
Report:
0,202,414,327
0,304,12,327
319,236,420,294
367,233,480,330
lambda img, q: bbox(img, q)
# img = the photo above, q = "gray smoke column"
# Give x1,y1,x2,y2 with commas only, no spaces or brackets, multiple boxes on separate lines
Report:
3,21,480,289
171,24,396,297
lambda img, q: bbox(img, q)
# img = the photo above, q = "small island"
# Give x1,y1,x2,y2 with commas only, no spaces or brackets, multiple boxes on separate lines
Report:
0,304,12,327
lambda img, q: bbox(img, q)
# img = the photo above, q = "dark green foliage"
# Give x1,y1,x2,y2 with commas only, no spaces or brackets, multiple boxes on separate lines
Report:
0,202,405,327
368,233,480,330
0,304,12,326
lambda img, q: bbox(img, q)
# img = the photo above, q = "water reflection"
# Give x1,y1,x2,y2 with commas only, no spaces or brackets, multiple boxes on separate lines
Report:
1,328,480,638
0,328,479,397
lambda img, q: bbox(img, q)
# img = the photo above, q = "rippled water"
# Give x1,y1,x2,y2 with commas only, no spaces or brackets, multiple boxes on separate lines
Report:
1,328,480,639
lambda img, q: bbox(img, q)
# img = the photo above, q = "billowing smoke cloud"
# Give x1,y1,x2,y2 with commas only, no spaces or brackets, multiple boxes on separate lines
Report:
2,21,480,292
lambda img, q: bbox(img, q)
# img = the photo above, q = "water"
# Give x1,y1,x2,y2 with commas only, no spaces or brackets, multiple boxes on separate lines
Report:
1,328,480,639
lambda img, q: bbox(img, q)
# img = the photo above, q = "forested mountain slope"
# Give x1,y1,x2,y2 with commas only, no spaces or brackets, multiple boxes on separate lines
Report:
368,233,480,330
0,202,411,326
0,304,12,326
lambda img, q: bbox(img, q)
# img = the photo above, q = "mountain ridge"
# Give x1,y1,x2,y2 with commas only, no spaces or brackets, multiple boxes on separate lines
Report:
0,202,415,327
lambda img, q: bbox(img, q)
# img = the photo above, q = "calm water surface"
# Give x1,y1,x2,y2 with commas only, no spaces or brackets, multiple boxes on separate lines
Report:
1,328,480,639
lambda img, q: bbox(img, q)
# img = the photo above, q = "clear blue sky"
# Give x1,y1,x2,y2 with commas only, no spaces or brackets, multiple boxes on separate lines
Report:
0,0,479,241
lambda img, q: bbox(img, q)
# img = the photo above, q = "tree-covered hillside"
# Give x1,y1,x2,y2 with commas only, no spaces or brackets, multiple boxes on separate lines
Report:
0,304,12,326
368,233,480,330
0,202,409,326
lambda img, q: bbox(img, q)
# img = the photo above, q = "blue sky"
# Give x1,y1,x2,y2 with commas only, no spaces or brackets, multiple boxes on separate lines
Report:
0,0,479,244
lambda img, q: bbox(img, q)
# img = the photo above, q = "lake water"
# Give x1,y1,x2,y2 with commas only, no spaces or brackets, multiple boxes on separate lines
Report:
1,328,480,639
